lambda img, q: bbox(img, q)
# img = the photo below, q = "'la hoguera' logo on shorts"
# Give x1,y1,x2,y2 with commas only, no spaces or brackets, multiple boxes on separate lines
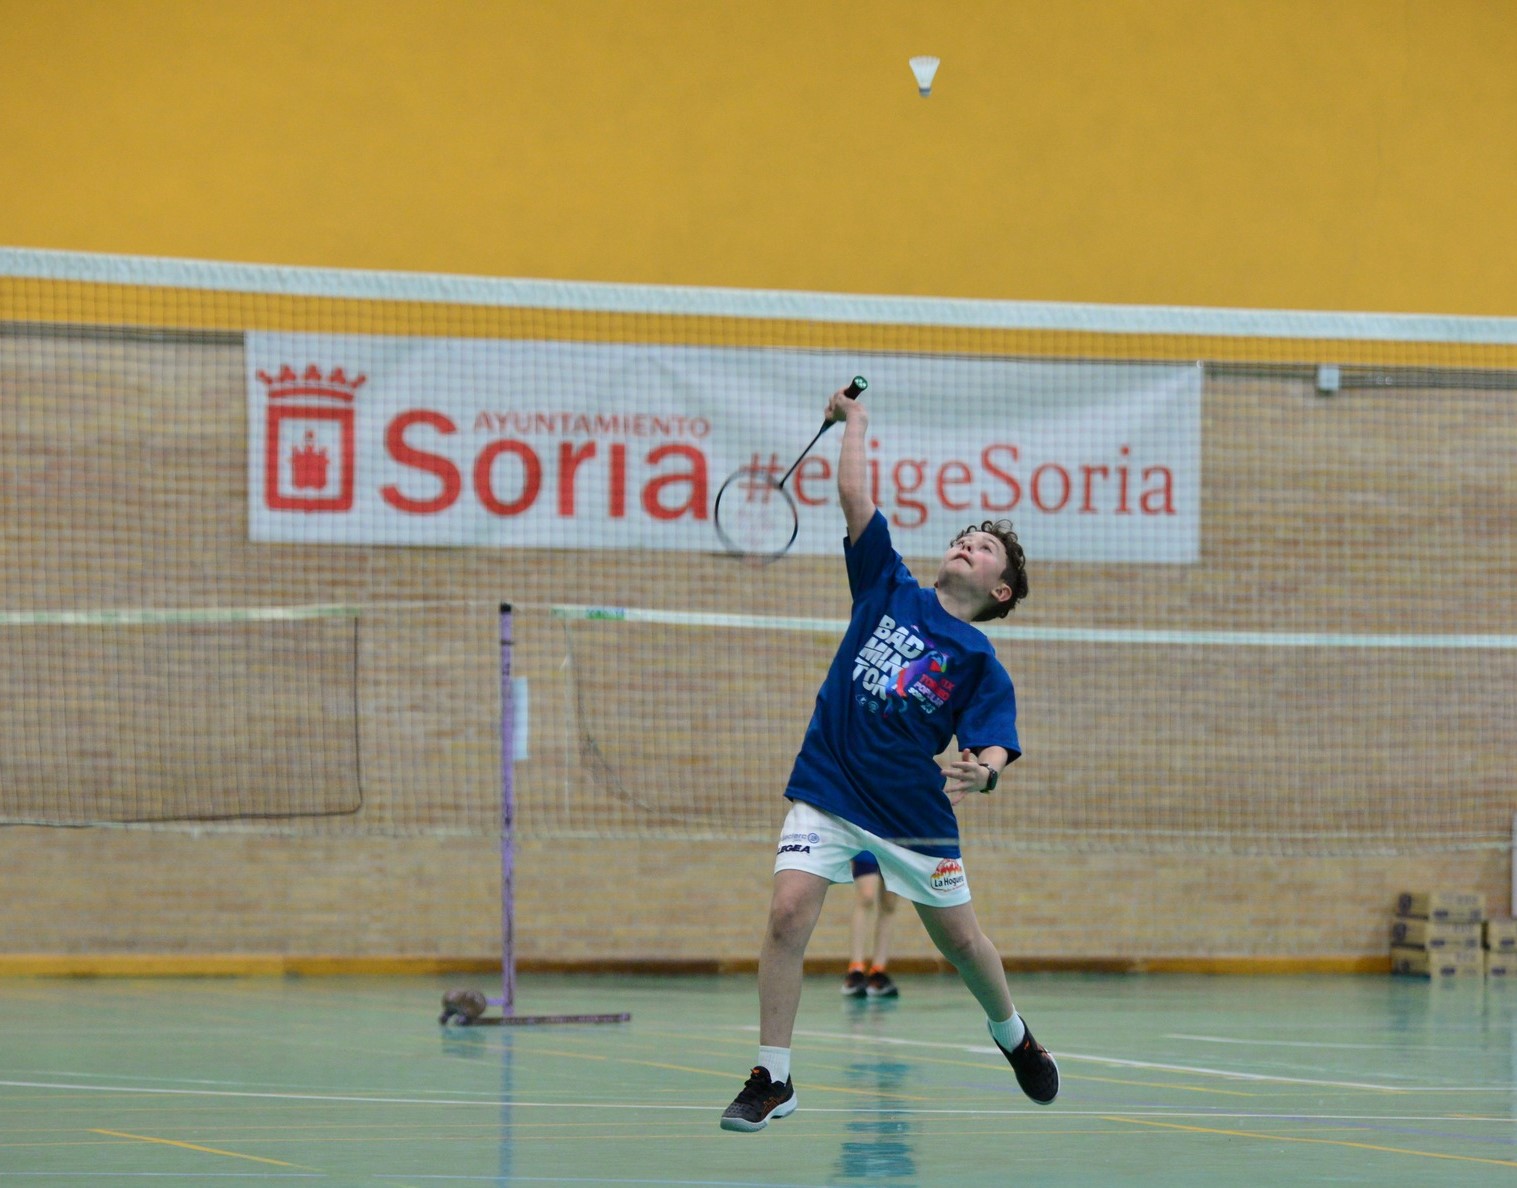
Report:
930,857,965,893
260,364,364,512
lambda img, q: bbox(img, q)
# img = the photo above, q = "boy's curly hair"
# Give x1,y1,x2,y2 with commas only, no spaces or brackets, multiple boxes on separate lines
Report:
951,520,1028,621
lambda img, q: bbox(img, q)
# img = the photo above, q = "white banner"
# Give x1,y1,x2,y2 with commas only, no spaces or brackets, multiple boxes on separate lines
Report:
247,334,1200,562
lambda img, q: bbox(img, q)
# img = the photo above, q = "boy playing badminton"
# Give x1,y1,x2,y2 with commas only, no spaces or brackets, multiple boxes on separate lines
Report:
720,385,1059,1132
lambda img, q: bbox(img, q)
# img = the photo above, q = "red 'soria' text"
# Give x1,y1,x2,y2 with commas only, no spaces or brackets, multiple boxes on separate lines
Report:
381,410,708,520
375,411,1179,526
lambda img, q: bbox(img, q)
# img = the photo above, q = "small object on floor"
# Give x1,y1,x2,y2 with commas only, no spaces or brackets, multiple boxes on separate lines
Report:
439,988,489,1026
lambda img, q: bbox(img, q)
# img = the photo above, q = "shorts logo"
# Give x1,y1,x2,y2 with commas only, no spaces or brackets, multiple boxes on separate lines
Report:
777,843,812,855
930,858,965,893
780,832,821,845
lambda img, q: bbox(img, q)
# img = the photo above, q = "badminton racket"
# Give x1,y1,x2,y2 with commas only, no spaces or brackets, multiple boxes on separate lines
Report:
713,377,867,563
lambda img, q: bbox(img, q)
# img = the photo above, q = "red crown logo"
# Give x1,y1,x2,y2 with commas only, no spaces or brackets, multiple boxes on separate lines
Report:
261,363,360,512
257,363,367,401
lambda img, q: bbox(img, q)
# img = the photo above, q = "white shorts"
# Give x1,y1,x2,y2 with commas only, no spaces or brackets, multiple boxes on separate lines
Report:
773,800,972,907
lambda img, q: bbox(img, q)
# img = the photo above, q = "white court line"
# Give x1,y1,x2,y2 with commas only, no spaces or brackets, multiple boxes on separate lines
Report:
3,1078,1516,1121
369,1180,819,1187
0,1080,577,1108
1055,1052,1419,1092
10,1067,504,1096
785,1027,1496,1093
1168,1033,1407,1050
0,1175,792,1187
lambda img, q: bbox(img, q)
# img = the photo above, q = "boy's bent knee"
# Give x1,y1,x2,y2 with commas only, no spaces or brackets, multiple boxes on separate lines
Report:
767,900,810,938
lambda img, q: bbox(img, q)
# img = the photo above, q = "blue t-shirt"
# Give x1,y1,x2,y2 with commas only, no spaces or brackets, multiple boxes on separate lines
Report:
785,510,1021,858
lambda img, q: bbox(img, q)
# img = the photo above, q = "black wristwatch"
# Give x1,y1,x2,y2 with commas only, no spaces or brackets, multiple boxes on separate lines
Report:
981,764,999,792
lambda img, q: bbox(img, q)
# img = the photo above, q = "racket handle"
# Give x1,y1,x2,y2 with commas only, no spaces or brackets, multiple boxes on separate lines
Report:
816,376,869,437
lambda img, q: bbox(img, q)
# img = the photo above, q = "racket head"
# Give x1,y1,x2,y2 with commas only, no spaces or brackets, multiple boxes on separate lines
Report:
713,466,800,563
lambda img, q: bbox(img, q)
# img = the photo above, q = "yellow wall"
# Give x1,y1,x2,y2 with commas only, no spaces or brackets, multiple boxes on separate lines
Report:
2,0,1515,315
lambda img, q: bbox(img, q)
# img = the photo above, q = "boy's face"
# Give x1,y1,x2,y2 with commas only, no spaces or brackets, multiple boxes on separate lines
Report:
938,530,1011,600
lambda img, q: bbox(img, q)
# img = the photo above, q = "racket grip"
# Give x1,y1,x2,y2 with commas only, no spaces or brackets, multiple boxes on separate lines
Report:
819,376,869,433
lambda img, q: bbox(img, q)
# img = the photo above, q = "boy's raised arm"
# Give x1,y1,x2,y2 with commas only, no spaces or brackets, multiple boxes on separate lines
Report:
825,387,875,544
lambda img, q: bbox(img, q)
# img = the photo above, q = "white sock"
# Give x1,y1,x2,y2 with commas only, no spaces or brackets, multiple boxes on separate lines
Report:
758,1045,791,1084
988,1012,1026,1050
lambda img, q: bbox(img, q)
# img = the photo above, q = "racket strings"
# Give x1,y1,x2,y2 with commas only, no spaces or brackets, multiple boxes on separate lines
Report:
714,468,799,560
712,378,862,561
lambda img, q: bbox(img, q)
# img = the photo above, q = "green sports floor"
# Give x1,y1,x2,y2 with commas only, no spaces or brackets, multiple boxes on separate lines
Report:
2,971,1515,1186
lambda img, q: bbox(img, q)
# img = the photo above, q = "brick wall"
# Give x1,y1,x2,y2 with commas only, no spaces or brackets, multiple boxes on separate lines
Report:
2,327,1512,965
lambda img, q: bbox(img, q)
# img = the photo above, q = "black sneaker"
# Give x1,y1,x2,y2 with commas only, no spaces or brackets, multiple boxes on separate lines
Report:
865,970,899,998
989,1021,1059,1105
720,1066,797,1132
841,970,867,997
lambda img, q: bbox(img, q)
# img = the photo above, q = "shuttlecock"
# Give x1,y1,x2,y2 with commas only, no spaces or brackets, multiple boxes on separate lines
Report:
909,56,940,97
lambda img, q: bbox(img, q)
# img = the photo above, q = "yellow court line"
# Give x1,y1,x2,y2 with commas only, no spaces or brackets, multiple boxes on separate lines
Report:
802,1042,1256,1099
560,1036,1246,1103
521,1046,614,1062
528,1050,747,1080
90,1128,310,1169
1077,1073,1256,1098
805,1043,1260,1098
533,1049,942,1104
1104,1115,1517,1169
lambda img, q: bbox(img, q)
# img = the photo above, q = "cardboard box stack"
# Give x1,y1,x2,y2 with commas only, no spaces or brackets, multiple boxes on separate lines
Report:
1390,891,1485,978
1485,917,1517,978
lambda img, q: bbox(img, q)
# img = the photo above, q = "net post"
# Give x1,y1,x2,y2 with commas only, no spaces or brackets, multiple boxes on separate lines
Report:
481,603,628,1027
499,602,517,1019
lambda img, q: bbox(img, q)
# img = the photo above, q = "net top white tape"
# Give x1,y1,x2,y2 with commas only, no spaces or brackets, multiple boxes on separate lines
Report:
8,246,1517,344
548,603,1517,650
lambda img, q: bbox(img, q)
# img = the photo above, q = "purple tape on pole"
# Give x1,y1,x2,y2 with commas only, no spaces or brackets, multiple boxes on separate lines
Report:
499,602,516,1018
